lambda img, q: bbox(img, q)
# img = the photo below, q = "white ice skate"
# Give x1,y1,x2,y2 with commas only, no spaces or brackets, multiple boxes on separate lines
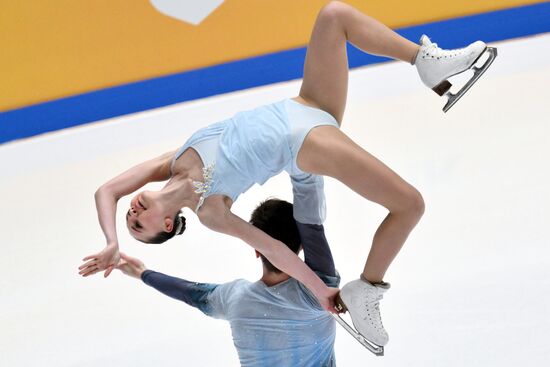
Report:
415,35,497,112
334,278,390,356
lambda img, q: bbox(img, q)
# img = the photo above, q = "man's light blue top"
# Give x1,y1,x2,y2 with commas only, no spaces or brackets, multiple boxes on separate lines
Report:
141,223,339,367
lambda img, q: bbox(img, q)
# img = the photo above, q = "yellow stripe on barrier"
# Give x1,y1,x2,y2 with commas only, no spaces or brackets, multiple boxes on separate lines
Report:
1,0,546,111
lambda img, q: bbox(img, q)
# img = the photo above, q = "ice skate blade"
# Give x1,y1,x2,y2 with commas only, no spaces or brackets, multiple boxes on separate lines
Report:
442,47,498,113
332,314,385,356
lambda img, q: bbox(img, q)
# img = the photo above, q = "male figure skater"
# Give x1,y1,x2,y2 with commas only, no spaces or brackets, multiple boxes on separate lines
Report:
116,199,340,367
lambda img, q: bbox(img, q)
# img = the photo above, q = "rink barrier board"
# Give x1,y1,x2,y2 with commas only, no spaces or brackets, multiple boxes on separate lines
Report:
2,0,544,112
1,2,549,144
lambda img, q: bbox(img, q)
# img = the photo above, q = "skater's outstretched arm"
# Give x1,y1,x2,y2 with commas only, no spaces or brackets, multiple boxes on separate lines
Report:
115,253,218,314
78,151,174,278
141,271,218,313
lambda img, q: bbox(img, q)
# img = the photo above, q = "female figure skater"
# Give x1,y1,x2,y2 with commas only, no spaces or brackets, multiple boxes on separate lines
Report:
79,1,492,347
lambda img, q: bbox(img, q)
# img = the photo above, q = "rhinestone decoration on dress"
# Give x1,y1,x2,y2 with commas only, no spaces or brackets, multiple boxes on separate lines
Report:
192,163,215,212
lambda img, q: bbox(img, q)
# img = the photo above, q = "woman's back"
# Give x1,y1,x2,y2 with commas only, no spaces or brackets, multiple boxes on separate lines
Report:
174,99,294,204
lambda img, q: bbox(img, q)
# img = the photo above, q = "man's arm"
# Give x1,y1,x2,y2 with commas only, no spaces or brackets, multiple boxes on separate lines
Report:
297,223,336,278
140,270,218,314
291,173,339,287
116,253,220,316
297,222,340,289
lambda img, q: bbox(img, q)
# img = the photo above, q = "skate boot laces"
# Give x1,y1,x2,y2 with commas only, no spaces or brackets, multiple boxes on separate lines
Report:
421,42,465,60
363,294,386,333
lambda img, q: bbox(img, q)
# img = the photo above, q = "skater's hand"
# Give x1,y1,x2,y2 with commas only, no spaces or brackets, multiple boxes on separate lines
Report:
115,253,147,279
79,242,120,278
319,287,341,314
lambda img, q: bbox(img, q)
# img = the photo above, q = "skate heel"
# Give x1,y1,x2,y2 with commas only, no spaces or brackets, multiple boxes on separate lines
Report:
432,80,452,96
335,293,348,313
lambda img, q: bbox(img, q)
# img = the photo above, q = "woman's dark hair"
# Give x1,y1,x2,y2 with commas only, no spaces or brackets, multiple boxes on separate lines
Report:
249,198,301,273
145,211,186,244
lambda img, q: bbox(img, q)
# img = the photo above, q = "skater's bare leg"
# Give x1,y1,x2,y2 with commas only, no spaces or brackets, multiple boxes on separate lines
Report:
298,126,424,283
299,1,419,122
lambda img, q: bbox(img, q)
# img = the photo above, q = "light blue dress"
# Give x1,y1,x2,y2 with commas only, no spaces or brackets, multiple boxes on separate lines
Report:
172,99,339,224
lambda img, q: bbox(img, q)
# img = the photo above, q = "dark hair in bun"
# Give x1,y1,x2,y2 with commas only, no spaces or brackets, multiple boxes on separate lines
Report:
144,211,186,244
175,215,186,235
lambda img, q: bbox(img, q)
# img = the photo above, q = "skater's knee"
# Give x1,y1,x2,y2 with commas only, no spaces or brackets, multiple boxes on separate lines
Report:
391,188,425,219
317,1,350,27
404,189,425,219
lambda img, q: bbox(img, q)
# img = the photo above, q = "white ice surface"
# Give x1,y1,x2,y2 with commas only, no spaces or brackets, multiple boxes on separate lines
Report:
1,34,549,366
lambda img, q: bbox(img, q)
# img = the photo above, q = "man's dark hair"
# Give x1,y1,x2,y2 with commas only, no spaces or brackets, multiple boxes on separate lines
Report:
249,198,301,273
143,212,186,244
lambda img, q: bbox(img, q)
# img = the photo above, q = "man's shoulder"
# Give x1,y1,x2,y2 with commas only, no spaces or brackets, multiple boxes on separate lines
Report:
212,275,339,311
217,278,253,291
219,278,325,317
211,278,253,299
202,279,253,318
